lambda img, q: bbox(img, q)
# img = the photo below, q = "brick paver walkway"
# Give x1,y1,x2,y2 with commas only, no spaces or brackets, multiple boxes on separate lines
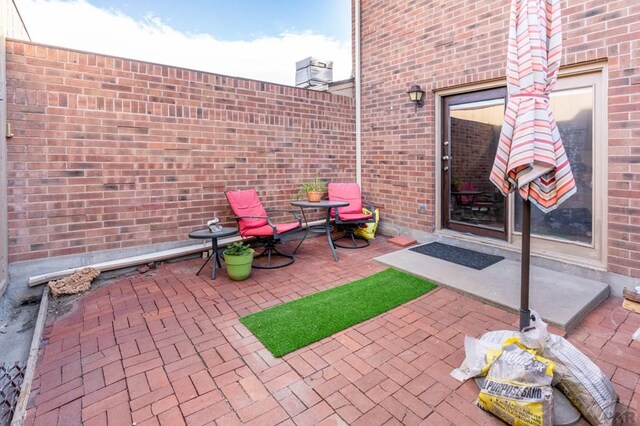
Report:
25,237,639,425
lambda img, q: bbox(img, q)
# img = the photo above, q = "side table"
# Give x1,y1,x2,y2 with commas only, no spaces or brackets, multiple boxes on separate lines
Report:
188,227,238,279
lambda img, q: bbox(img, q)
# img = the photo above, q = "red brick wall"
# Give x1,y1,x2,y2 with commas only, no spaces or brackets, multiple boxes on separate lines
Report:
359,0,640,277
6,41,355,262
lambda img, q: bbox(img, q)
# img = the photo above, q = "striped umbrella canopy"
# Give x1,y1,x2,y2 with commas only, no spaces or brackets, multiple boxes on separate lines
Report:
490,0,576,213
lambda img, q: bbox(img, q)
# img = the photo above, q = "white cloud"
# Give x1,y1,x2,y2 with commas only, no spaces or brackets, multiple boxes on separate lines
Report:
15,0,352,86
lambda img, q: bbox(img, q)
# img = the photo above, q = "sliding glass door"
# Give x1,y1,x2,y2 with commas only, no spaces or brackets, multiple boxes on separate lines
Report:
439,71,602,263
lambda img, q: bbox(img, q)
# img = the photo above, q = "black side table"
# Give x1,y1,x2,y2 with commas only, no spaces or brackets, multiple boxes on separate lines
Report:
188,227,238,279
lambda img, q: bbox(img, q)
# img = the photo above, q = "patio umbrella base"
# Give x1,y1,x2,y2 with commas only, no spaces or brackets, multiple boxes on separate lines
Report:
474,377,581,425
520,308,532,331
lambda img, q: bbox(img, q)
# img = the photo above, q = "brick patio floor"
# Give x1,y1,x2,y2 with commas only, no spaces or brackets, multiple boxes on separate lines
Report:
24,236,639,425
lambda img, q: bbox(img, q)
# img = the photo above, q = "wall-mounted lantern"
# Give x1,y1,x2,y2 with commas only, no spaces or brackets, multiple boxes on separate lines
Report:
407,85,426,112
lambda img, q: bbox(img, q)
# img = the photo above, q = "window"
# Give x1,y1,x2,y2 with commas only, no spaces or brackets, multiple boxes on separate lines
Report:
514,85,595,246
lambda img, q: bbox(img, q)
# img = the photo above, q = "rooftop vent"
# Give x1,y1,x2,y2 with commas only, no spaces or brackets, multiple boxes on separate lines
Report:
295,57,333,89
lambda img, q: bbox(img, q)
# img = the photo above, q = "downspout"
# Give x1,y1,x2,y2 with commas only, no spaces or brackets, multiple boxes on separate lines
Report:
0,12,7,298
355,0,361,185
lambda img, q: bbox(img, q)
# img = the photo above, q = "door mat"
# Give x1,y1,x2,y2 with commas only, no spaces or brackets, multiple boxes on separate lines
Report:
409,242,504,270
239,269,437,357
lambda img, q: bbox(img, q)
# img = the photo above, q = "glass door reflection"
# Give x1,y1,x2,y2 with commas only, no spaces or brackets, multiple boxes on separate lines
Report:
442,89,508,240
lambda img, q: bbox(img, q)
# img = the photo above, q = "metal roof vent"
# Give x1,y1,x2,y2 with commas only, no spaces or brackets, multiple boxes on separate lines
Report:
295,57,333,89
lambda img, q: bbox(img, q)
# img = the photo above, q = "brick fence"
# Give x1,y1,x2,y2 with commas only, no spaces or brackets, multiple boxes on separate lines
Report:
5,41,355,263
358,0,640,278
6,0,640,280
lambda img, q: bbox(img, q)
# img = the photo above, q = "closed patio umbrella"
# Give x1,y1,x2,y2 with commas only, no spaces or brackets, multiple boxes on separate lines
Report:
490,0,576,330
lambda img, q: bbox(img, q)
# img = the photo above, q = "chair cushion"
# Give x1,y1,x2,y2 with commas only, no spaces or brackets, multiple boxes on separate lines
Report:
245,222,300,237
328,183,362,217
459,182,477,205
336,212,374,222
225,189,268,235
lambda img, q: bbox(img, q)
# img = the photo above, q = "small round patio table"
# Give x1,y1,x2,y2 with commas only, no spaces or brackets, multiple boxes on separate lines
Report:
291,200,349,262
188,227,237,279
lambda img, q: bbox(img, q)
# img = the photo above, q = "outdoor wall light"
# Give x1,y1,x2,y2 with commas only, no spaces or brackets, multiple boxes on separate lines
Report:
407,85,426,112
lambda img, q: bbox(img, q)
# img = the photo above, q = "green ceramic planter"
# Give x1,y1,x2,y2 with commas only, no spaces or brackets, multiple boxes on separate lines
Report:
223,249,254,281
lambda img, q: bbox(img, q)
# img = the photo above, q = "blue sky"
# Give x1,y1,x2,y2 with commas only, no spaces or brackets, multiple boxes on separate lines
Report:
17,0,352,85
88,0,351,41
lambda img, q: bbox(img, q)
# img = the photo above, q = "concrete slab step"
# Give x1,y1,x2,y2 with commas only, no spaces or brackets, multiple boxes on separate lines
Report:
374,248,610,331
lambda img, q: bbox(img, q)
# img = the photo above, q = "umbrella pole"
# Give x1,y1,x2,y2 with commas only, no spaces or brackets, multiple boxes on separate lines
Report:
520,198,532,330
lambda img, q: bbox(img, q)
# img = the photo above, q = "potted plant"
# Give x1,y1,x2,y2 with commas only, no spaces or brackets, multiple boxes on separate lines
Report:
295,175,327,202
223,242,254,281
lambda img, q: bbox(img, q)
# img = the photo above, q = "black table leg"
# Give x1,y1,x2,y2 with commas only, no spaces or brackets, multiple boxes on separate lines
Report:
196,251,213,277
326,208,339,261
215,243,222,268
211,238,219,279
293,207,309,254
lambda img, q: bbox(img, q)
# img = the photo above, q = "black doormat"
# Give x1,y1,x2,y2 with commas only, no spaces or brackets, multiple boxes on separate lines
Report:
409,242,504,270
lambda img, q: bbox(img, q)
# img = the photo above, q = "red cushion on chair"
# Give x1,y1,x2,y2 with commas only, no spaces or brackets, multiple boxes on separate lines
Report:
459,182,477,205
247,222,300,237
337,212,373,222
328,183,362,218
225,189,268,236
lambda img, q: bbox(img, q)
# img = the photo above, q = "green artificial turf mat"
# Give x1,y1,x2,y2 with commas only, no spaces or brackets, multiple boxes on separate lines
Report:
239,268,437,357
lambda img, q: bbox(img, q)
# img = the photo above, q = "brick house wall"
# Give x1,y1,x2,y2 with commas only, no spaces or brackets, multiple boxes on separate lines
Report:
358,0,640,278
5,40,355,263
0,0,31,297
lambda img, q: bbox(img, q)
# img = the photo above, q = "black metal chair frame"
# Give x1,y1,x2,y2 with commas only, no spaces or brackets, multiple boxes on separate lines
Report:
331,202,377,249
452,192,498,224
231,209,303,269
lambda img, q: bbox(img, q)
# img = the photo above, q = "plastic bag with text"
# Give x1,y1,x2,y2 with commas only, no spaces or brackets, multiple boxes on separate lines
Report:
521,313,618,426
353,208,379,240
450,330,517,382
450,311,618,426
476,337,555,426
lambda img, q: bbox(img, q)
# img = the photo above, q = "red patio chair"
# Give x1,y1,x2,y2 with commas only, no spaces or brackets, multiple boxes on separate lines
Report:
225,189,302,269
328,183,377,249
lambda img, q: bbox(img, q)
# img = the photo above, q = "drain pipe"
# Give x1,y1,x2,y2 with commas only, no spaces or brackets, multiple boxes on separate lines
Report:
355,0,362,185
